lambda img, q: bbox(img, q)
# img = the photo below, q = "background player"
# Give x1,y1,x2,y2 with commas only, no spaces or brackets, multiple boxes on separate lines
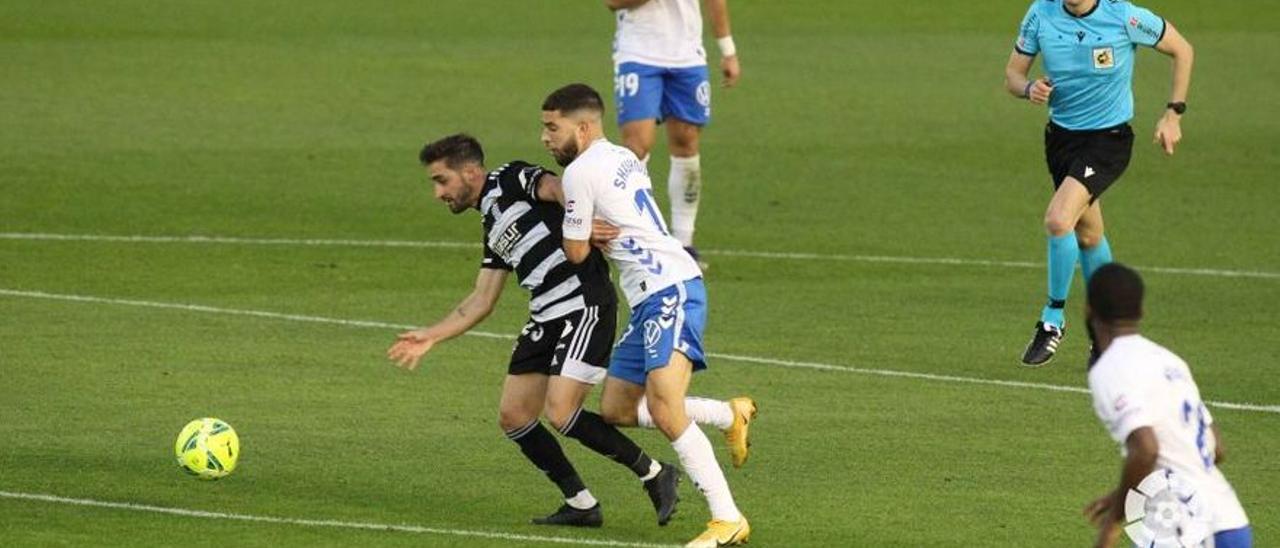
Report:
387,134,680,528
1083,263,1251,547
1004,0,1194,366
606,0,741,266
541,84,751,548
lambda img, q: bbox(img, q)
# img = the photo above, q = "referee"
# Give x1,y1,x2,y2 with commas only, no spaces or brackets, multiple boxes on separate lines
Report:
1004,0,1194,366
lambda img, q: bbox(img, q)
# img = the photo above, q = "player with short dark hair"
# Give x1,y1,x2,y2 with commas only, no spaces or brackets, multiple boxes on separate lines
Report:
389,133,680,528
542,85,758,471
542,83,753,548
1004,0,1194,366
1083,263,1251,548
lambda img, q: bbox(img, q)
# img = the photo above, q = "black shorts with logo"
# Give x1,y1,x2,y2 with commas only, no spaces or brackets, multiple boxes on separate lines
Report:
1044,121,1134,202
508,303,617,385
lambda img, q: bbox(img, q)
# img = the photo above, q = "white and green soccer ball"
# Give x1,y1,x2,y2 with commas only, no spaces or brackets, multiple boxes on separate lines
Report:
174,418,239,480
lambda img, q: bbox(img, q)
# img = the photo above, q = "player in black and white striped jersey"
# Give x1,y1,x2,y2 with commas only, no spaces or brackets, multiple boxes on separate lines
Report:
388,134,680,528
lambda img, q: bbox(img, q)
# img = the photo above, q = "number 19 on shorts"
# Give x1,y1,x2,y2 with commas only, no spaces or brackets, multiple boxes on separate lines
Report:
615,72,640,97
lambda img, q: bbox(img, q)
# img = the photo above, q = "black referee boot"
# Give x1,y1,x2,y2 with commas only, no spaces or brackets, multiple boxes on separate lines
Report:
531,503,603,528
642,461,681,526
1021,321,1064,367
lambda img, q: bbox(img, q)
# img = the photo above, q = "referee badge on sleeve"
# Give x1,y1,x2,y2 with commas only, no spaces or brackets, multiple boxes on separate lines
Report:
1093,47,1115,69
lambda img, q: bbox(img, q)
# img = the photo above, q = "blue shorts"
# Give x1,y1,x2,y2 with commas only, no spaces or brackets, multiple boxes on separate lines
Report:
1213,526,1253,548
608,278,707,386
614,62,711,126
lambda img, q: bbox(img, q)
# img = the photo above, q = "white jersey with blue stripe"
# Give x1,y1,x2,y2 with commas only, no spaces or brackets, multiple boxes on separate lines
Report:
561,139,702,308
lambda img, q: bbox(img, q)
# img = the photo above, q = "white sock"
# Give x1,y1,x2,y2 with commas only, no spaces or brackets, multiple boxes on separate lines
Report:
636,396,732,430
636,396,656,429
667,155,701,247
686,397,734,430
565,489,598,510
671,424,741,522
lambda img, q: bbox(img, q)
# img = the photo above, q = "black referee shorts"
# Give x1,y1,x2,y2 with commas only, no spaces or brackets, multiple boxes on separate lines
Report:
1044,121,1134,202
508,303,617,385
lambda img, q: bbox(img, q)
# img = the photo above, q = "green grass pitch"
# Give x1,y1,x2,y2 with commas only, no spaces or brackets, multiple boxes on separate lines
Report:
2,1,1277,546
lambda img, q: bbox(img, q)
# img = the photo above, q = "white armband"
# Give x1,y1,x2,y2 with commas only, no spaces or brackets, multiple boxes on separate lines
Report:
716,36,736,57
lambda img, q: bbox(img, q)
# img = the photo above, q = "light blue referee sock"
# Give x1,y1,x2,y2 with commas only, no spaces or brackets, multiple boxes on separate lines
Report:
1041,232,1080,329
1079,235,1113,285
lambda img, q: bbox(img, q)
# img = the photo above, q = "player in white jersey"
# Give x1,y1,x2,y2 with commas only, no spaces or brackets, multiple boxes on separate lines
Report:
540,83,752,548
606,0,741,266
1083,263,1251,548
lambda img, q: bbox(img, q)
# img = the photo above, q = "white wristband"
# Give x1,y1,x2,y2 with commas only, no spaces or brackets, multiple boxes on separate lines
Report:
716,36,736,57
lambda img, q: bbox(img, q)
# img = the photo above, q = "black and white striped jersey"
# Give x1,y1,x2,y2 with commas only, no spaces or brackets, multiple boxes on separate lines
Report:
478,161,616,321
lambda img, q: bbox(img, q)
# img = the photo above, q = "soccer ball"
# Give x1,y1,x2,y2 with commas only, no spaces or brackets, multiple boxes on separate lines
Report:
174,418,240,480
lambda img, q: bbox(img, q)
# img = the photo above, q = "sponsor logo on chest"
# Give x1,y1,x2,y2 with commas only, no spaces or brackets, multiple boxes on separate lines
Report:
492,223,522,259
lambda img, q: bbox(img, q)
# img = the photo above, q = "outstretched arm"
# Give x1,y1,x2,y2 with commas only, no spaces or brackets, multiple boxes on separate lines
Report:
1153,22,1194,155
387,268,508,370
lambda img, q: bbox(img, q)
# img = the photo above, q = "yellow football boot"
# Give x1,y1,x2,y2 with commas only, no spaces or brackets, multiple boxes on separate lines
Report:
686,517,751,547
724,397,757,468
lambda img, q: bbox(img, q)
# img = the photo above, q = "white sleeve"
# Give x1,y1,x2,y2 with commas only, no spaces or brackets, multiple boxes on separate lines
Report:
1089,368,1154,444
561,166,595,241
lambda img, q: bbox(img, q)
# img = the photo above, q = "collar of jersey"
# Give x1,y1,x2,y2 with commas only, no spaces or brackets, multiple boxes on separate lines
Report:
1062,0,1100,19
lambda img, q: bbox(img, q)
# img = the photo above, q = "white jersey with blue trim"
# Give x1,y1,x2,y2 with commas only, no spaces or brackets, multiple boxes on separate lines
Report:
612,0,706,68
1088,335,1249,533
561,139,702,308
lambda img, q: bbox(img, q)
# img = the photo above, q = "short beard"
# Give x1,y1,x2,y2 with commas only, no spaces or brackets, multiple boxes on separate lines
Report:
551,140,580,168
448,186,473,214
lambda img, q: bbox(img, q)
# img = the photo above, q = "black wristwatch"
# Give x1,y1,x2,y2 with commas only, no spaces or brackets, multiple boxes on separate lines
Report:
1166,101,1187,115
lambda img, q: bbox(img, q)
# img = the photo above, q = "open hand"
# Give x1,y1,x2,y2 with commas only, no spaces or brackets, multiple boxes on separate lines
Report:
387,329,436,371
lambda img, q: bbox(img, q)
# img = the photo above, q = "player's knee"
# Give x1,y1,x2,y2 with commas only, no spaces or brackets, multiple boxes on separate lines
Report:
668,136,699,158
600,403,635,426
668,133,699,156
1043,211,1076,236
623,137,651,161
1076,230,1103,249
645,397,679,430
542,400,576,432
599,391,637,425
498,406,534,433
